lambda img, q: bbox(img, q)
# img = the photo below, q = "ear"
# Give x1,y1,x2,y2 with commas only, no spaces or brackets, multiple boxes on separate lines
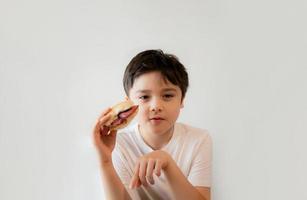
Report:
180,98,185,108
125,96,129,101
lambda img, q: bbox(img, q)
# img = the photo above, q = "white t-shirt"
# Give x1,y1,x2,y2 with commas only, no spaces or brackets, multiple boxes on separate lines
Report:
112,122,212,200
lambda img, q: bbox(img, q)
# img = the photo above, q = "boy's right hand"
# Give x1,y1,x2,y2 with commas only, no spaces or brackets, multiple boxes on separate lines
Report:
93,107,117,164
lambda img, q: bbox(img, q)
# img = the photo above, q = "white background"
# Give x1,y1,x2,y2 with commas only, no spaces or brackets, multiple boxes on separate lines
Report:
1,0,306,199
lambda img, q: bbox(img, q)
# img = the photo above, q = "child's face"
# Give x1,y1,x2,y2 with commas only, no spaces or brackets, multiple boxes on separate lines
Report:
128,71,184,135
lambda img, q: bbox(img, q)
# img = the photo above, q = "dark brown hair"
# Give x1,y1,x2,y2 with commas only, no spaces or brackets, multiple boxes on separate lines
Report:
123,49,189,100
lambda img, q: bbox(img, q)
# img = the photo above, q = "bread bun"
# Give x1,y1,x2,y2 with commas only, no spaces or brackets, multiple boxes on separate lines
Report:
105,100,138,132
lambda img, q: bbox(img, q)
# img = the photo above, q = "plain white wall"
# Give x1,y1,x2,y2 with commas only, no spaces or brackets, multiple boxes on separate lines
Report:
1,0,306,199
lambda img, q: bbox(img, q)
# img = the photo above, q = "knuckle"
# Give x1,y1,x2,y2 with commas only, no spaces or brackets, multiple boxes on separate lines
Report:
139,170,144,177
140,177,147,184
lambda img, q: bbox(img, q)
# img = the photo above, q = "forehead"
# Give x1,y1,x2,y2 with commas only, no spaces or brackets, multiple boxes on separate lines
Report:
130,71,179,93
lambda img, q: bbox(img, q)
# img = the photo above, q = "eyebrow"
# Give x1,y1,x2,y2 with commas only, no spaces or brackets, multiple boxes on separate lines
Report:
136,88,178,94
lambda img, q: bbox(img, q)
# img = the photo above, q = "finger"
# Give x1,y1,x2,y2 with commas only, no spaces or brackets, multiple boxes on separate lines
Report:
108,130,117,137
131,177,142,189
93,127,105,147
93,115,112,136
95,107,112,125
93,125,110,145
93,108,112,144
135,178,142,188
93,123,105,139
139,160,149,187
98,113,112,125
94,114,111,133
93,125,101,146
146,159,155,185
154,160,162,177
130,162,140,189
99,125,110,136
99,107,112,118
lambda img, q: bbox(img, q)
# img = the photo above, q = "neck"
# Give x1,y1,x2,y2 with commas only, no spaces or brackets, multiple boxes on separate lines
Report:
139,125,174,150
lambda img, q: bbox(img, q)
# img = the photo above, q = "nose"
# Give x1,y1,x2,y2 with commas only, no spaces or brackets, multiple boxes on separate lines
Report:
150,97,163,112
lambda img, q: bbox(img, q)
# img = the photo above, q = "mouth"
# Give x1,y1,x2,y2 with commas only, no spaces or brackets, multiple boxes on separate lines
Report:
150,117,165,121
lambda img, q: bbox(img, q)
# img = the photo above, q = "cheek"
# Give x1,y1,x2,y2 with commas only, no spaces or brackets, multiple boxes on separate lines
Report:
169,105,181,118
136,106,148,119
172,109,181,118
130,97,139,105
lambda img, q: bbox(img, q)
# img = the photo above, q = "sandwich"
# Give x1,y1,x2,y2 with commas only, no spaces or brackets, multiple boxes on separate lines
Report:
105,100,139,132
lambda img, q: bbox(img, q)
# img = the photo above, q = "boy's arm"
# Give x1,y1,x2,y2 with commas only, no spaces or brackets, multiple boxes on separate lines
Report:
129,150,210,200
93,108,133,200
164,159,210,200
166,134,212,200
99,161,132,200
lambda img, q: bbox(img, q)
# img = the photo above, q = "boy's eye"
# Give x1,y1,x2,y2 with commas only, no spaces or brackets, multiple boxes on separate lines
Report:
163,94,175,98
139,95,149,100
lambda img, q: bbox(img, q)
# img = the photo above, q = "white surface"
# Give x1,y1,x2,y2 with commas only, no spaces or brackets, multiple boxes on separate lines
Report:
1,0,306,199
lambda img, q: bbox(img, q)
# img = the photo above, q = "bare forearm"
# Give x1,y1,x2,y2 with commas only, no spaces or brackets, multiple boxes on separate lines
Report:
99,161,131,200
164,160,208,200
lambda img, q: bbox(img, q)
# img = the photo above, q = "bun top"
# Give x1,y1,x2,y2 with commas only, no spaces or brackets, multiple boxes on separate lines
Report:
111,100,135,115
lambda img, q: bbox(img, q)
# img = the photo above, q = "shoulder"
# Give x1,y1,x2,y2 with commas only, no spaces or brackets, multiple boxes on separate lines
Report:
176,122,212,144
169,122,212,155
177,123,213,161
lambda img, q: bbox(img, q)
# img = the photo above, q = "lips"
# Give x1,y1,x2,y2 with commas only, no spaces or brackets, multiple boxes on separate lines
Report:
150,117,165,120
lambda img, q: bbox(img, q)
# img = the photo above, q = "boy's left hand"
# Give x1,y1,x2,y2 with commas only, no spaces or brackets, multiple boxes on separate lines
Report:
129,150,171,189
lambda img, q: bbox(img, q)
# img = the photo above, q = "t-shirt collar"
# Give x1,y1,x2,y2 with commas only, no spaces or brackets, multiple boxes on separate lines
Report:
134,123,178,153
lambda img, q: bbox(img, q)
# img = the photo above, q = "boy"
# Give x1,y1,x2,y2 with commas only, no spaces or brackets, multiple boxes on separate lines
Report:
93,49,212,200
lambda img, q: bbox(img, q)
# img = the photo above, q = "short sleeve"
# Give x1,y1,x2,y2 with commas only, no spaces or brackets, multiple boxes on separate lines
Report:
187,134,212,187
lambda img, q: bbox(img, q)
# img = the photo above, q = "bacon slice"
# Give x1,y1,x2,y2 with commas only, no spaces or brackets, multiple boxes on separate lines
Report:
110,105,138,127
110,118,126,126
118,105,138,119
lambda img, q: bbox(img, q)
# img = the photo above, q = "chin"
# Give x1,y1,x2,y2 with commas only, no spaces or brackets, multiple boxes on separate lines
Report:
147,124,173,135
